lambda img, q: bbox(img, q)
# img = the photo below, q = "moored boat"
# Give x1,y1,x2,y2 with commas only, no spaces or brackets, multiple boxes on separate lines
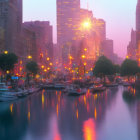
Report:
90,84,106,93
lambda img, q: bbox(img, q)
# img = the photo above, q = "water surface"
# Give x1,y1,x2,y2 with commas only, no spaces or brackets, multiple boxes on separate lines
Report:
0,86,139,140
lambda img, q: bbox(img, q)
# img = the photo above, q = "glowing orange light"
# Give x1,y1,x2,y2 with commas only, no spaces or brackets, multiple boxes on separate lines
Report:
10,104,13,113
42,93,45,109
41,65,45,69
44,69,47,72
82,55,86,59
69,56,73,60
50,63,53,66
84,48,87,51
47,57,50,61
6,70,10,74
82,20,92,30
47,67,50,70
94,108,97,119
83,119,96,140
76,109,79,119
27,55,32,59
56,104,59,117
84,63,87,66
28,111,30,121
20,60,22,64
4,51,8,54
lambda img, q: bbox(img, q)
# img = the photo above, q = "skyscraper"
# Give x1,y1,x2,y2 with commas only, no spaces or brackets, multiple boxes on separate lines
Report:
57,0,80,63
136,0,140,64
0,0,22,55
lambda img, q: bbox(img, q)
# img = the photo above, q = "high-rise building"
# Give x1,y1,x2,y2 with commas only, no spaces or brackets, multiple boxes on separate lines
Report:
22,21,53,64
0,0,22,55
57,0,80,63
127,29,136,60
136,0,140,64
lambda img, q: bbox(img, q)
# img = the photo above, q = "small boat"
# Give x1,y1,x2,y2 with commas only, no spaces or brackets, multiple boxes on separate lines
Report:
54,84,65,90
90,84,106,93
0,83,10,92
41,83,55,90
66,85,86,96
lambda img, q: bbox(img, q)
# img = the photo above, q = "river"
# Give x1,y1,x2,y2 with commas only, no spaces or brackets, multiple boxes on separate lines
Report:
0,86,139,140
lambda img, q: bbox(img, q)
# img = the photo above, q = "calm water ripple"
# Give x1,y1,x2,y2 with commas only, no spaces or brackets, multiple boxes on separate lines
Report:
0,86,139,140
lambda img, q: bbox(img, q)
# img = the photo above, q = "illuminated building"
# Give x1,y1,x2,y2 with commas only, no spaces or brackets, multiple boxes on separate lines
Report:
57,0,80,64
0,0,22,55
22,21,53,63
127,29,136,60
136,0,140,64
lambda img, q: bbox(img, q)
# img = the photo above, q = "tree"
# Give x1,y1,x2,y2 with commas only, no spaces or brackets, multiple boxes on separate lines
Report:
0,53,18,72
93,56,115,78
114,64,121,74
26,61,39,75
120,59,139,77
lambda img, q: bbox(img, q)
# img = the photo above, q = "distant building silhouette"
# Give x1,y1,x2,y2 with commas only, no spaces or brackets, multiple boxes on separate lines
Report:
0,0,22,55
136,0,140,64
127,29,136,60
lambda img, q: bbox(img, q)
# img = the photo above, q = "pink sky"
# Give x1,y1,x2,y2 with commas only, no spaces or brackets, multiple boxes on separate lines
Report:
23,0,137,58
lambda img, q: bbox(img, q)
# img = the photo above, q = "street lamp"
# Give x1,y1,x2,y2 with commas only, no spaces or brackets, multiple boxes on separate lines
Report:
27,55,32,59
82,55,86,59
4,51,8,54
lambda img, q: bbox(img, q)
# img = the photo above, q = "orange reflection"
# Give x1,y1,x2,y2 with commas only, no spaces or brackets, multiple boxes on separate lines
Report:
76,109,79,119
94,108,97,120
83,119,96,140
28,111,30,121
42,92,45,109
10,104,13,113
56,104,59,117
84,96,86,106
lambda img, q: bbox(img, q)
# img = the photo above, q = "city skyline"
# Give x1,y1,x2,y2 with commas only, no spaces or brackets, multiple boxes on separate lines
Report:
23,0,137,58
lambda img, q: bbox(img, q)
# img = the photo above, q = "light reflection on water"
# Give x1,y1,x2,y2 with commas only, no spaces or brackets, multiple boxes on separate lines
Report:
0,86,139,140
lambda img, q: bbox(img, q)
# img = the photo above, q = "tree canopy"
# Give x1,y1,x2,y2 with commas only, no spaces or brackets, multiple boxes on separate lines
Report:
93,56,115,77
0,53,18,72
120,59,139,77
26,61,39,75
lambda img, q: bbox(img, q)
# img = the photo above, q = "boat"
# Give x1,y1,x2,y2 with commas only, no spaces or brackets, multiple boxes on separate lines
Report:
41,83,55,90
54,83,65,90
0,83,10,92
0,83,40,101
66,85,86,96
90,84,106,93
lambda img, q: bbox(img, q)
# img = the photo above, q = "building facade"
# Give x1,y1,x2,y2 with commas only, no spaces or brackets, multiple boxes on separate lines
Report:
127,29,136,60
136,0,140,64
0,0,22,55
22,21,53,65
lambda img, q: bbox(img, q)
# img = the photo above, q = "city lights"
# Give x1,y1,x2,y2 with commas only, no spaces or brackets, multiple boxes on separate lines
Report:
82,55,86,59
82,20,92,30
47,57,50,61
41,65,45,69
4,51,8,54
27,55,32,59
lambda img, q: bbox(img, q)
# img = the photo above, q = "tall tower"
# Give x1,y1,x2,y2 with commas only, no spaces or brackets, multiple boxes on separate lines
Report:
0,0,22,55
57,0,80,64
136,0,140,64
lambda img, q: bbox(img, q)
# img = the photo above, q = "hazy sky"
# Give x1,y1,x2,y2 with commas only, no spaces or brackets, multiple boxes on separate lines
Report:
23,0,137,58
